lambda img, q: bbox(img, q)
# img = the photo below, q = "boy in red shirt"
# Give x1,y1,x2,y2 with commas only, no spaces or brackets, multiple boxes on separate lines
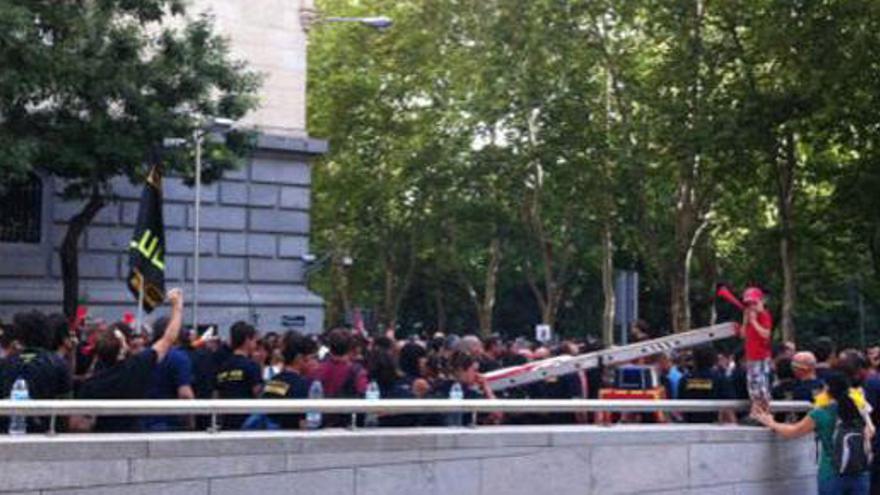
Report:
740,287,773,416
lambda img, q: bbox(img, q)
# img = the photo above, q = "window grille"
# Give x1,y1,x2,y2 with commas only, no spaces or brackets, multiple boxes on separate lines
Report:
0,173,43,243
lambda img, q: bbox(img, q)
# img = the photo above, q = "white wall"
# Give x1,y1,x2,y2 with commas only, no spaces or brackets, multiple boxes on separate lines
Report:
191,0,309,136
0,425,817,495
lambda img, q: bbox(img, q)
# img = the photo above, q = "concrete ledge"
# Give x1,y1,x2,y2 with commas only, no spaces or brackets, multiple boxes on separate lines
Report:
0,425,816,495
256,133,328,156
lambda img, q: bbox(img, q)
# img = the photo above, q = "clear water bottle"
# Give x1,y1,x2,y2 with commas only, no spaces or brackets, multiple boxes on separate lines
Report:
9,378,29,435
448,382,464,427
305,380,323,430
364,381,381,428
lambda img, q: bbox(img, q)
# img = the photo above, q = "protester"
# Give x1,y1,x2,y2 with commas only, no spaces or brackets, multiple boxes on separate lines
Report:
312,328,368,398
0,310,73,433
432,351,500,426
71,288,184,432
398,342,431,398
754,372,874,495
311,328,368,427
259,332,318,429
678,345,735,424
141,316,195,431
738,287,773,418
790,351,825,403
214,321,262,430
815,337,837,382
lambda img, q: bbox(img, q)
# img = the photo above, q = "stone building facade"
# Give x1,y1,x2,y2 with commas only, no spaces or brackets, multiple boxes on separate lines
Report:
0,1,326,333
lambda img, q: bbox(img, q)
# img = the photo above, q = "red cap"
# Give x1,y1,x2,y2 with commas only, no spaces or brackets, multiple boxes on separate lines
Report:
742,287,764,304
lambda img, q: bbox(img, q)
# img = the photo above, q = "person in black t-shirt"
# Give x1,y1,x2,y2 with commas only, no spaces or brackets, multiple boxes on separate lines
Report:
431,351,500,427
678,345,735,424
215,321,262,430
70,288,185,433
0,310,72,433
261,332,318,429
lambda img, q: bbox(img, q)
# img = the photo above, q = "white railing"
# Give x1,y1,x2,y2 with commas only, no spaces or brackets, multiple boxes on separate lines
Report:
0,398,811,416
0,399,812,436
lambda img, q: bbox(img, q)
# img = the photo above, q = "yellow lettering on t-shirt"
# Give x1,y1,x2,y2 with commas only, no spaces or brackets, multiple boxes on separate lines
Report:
217,369,245,383
263,381,291,397
685,379,714,391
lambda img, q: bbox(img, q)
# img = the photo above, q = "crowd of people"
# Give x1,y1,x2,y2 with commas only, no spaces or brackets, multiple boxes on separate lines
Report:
1,287,879,493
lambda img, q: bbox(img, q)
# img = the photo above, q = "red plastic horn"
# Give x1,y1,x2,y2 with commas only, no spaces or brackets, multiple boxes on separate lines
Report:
716,284,745,311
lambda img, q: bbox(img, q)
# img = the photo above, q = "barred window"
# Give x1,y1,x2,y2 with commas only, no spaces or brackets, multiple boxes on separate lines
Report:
0,173,43,244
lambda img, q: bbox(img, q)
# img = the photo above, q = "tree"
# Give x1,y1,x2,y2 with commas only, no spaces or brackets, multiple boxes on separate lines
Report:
0,0,259,318
308,0,880,343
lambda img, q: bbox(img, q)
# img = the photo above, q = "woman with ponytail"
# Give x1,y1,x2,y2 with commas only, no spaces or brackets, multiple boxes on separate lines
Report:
754,371,875,495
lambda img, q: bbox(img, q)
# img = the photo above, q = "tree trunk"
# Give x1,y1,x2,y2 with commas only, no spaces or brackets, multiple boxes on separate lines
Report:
601,220,615,347
669,267,689,333
379,243,416,332
670,212,710,332
777,130,797,343
695,236,718,326
382,260,398,330
328,257,352,326
462,237,502,338
478,237,502,337
434,289,447,334
670,0,707,333
60,189,105,319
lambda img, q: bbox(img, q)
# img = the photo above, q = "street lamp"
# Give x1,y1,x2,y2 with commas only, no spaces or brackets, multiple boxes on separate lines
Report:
165,117,235,333
323,16,393,30
302,252,353,285
298,0,392,33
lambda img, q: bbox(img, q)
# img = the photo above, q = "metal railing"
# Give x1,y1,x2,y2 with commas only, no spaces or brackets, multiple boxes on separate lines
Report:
0,398,812,416
0,398,812,435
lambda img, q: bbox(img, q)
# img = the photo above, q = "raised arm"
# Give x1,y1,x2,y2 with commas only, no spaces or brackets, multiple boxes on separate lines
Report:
152,288,183,362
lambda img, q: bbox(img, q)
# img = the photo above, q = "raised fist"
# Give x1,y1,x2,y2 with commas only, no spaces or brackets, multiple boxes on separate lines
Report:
166,288,184,308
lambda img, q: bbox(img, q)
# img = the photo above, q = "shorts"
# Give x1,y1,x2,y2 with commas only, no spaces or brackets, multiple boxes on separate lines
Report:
746,359,771,403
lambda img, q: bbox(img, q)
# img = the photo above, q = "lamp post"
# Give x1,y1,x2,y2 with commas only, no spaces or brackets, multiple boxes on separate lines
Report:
165,117,234,333
192,118,234,334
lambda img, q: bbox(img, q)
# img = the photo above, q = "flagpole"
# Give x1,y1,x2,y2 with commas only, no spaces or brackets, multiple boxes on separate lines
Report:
135,273,145,334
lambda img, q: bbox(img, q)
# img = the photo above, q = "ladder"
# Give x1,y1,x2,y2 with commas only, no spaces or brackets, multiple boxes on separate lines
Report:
484,322,737,392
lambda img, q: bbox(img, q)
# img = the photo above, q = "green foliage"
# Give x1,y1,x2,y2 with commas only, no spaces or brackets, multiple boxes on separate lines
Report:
0,0,261,195
309,0,880,345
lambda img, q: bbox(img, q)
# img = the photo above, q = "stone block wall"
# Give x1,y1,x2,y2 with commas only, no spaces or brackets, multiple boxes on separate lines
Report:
0,145,325,334
0,425,818,495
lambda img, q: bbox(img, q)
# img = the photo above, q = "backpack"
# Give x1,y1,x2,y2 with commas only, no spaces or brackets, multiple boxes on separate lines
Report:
831,415,872,475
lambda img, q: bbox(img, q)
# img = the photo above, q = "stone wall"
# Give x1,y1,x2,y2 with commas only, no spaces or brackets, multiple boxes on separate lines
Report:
0,145,325,334
0,425,817,495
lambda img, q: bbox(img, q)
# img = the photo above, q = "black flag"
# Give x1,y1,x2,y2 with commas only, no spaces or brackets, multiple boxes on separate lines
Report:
128,165,165,312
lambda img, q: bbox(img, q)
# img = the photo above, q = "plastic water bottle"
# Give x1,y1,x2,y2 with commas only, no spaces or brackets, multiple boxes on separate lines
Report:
448,382,464,427
364,381,381,428
9,378,29,435
305,380,323,430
